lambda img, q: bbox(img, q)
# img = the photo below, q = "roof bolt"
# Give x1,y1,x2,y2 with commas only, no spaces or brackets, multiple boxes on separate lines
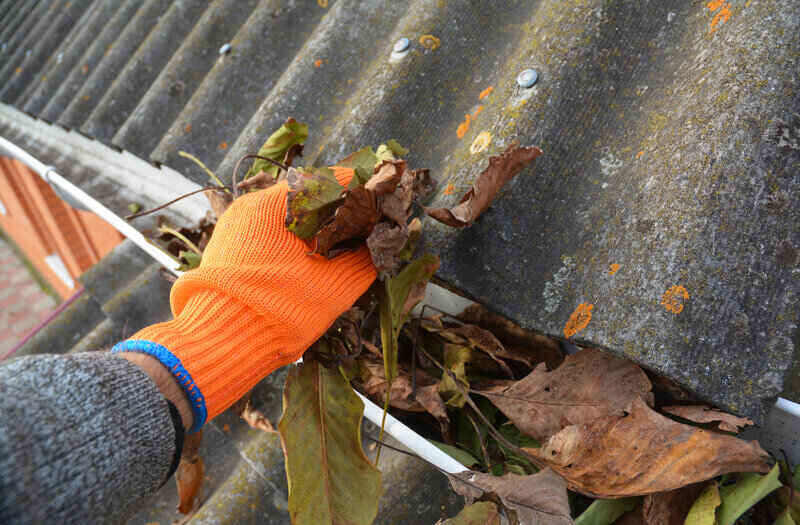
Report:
516,69,539,88
393,37,410,53
219,43,232,55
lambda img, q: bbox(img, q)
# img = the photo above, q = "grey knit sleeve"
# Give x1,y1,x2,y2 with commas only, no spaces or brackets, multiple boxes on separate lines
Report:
0,353,177,524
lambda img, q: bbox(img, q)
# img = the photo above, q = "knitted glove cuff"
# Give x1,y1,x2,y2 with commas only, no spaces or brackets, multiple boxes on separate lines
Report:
113,289,293,428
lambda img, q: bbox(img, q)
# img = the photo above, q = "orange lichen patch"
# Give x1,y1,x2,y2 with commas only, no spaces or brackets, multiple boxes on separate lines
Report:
443,183,455,196
419,34,441,50
564,303,594,338
636,150,645,159
470,131,492,154
661,285,689,314
707,0,732,33
15,67,21,74
222,423,230,433
609,263,621,275
472,105,484,118
314,59,323,68
81,64,89,75
219,141,228,150
317,0,328,7
456,114,471,139
184,124,192,133
479,86,494,100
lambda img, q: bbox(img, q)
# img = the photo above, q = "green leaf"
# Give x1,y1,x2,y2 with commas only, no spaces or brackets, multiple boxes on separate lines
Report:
376,139,409,162
718,464,782,525
285,167,345,239
574,497,640,525
247,118,308,180
441,501,501,525
337,146,378,174
428,439,479,467
497,422,539,472
438,344,472,408
379,254,440,384
127,202,141,214
793,464,800,491
278,360,382,525
685,483,722,525
177,250,202,271
776,509,798,525
504,463,527,475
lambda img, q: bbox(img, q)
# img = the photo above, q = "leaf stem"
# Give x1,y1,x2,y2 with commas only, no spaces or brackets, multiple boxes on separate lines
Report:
414,344,543,468
125,186,229,220
232,154,290,198
178,151,230,191
158,225,202,255
375,387,391,465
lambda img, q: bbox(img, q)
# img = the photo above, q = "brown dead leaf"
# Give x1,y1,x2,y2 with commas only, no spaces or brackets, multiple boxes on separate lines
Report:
364,160,404,195
425,323,516,378
282,143,304,169
314,185,380,257
449,468,572,525
356,355,450,433
237,170,277,192
380,168,433,226
458,304,563,369
661,405,754,433
477,348,653,441
642,483,706,525
366,222,408,273
615,509,646,525
240,400,276,433
359,358,417,410
176,430,204,514
426,143,543,227
524,397,771,498
205,189,233,219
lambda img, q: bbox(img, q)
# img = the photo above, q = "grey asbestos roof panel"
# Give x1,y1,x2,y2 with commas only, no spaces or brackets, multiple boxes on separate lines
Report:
112,0,261,160
37,0,146,123
80,0,211,144
57,0,170,130
1,0,798,427
0,0,94,104
20,0,125,115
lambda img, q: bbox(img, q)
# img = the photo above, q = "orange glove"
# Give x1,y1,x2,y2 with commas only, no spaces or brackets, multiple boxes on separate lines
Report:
113,168,376,431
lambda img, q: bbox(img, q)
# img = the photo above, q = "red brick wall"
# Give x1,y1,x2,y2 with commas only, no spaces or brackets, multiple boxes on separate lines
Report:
0,157,123,298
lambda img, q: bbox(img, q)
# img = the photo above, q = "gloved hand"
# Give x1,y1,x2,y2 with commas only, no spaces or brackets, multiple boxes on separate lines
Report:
113,168,376,431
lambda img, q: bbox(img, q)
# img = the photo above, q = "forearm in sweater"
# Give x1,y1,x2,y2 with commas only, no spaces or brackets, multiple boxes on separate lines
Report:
0,353,181,524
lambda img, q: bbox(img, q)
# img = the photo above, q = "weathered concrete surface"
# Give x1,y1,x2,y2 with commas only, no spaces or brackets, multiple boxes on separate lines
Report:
411,0,800,422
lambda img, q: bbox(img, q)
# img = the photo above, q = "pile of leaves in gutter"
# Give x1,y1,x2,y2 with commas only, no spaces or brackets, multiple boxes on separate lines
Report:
135,119,793,525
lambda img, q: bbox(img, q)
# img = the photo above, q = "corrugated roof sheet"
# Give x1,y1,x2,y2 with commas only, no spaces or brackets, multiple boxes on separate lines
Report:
1,0,798,448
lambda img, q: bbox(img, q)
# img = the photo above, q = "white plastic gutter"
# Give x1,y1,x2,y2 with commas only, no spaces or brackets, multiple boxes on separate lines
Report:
0,136,466,475
0,137,182,276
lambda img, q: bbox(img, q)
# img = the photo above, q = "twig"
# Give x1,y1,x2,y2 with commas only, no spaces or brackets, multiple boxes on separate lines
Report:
232,154,290,198
414,344,542,468
178,151,229,191
466,412,491,468
363,435,566,518
158,225,202,255
126,186,229,220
